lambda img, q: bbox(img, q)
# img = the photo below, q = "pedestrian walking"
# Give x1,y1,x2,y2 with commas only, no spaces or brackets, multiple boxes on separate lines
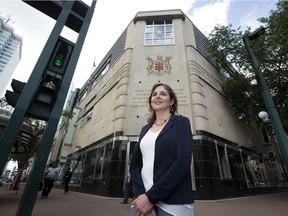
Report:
121,161,133,204
63,168,72,193
41,162,58,199
10,169,23,192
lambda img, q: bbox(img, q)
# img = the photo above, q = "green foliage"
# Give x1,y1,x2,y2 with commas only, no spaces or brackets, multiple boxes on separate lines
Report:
207,25,252,76
0,97,6,107
29,120,46,155
0,97,13,114
62,110,74,120
222,73,263,115
207,0,288,132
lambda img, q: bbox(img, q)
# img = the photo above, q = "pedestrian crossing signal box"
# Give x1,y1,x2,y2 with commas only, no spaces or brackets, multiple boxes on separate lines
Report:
31,37,74,113
34,71,62,105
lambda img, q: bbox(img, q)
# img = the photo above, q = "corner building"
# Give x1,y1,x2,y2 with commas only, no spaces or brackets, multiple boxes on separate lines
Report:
65,9,286,199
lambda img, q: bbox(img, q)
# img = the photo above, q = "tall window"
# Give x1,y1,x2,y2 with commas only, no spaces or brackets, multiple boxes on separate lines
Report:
144,20,174,46
80,109,92,127
82,150,96,181
70,156,83,185
93,146,105,179
217,145,232,179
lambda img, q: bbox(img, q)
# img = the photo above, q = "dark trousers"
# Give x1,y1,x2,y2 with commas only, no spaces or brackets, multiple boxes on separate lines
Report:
41,178,55,197
64,180,70,193
122,180,133,203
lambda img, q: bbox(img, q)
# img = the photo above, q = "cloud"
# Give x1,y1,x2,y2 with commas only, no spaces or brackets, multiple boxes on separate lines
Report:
188,0,232,36
240,11,261,30
238,2,275,31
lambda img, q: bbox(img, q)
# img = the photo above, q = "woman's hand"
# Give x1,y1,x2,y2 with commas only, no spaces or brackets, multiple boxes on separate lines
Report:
132,194,156,216
146,208,157,216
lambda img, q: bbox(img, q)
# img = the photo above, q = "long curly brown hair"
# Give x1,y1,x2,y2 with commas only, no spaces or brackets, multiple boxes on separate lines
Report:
147,83,178,123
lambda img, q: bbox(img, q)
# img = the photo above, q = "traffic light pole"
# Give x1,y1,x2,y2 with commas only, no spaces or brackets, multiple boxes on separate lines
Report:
243,31,288,176
0,2,73,173
0,1,96,216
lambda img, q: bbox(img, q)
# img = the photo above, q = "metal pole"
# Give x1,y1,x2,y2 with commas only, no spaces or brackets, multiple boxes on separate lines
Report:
243,35,288,176
14,1,97,215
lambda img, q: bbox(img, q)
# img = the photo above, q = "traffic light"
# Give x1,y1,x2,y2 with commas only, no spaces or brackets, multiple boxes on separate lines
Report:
267,151,276,163
47,37,73,74
32,37,74,109
5,79,26,107
53,43,68,67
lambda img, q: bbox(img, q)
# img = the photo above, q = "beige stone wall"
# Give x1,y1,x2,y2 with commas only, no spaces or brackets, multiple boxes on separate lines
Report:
186,45,262,147
71,49,133,149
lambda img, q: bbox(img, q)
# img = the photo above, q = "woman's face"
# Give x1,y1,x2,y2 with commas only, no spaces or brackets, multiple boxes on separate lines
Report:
150,85,173,112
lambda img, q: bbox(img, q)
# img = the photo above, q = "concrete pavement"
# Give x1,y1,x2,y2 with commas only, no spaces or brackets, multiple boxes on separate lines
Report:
0,183,288,216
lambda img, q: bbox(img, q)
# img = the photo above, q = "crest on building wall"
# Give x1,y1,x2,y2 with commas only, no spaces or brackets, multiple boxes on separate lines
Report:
146,55,172,75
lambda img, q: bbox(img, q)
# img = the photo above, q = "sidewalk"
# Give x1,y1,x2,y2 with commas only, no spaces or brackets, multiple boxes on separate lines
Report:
0,183,288,216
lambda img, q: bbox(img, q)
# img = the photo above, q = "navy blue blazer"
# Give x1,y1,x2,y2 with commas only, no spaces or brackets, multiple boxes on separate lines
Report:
130,114,194,205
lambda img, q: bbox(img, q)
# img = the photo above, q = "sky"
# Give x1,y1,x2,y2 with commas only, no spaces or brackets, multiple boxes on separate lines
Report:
0,0,278,96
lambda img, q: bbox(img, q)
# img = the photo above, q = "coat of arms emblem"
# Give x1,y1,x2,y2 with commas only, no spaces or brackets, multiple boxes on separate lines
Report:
146,55,172,75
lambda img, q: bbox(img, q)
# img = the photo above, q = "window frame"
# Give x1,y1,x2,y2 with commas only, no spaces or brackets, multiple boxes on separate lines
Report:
144,20,174,46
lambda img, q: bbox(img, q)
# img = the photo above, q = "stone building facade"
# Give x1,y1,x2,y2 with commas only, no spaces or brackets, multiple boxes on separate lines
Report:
52,9,286,199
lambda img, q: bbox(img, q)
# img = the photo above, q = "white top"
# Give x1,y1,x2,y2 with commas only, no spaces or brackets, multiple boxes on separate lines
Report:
140,128,194,216
46,167,58,180
140,129,161,191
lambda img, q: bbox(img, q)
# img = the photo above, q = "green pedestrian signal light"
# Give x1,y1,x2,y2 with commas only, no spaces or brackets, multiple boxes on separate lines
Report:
53,43,68,68
54,55,63,67
48,38,73,74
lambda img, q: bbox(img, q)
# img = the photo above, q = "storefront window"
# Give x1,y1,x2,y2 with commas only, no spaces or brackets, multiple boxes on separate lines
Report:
227,149,245,180
102,144,112,177
243,154,260,186
70,156,83,185
217,145,231,179
82,150,96,181
93,146,105,179
193,143,219,178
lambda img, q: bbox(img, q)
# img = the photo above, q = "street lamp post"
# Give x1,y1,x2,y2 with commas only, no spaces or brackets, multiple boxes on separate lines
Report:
243,26,288,175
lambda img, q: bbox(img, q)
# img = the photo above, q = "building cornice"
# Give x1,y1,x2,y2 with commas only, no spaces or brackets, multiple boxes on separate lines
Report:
133,9,185,23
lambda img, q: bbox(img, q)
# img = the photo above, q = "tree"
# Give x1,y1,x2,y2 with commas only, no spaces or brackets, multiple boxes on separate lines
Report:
0,97,6,107
0,97,13,114
62,110,74,120
207,0,288,132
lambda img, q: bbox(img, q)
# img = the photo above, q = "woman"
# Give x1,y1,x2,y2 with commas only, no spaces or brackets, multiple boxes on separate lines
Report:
130,83,194,216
